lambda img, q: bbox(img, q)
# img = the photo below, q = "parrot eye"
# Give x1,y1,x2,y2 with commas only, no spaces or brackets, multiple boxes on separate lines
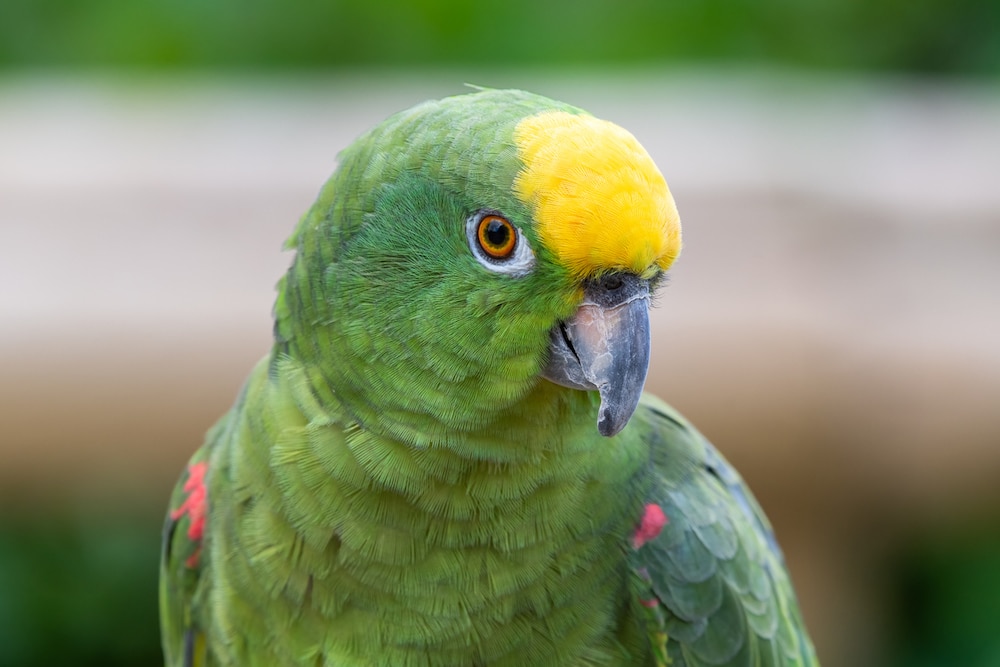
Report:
477,215,517,259
466,209,536,277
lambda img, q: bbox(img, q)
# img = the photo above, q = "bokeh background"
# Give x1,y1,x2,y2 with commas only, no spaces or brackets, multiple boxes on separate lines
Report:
2,2,1000,666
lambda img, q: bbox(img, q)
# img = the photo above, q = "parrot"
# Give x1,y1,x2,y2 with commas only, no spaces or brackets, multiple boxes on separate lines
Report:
160,89,819,667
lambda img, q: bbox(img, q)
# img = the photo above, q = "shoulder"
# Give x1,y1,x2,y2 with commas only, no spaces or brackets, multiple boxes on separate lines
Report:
626,393,819,666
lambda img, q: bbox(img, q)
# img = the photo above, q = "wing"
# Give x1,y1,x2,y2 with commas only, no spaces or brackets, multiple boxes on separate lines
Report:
628,395,819,667
160,415,230,667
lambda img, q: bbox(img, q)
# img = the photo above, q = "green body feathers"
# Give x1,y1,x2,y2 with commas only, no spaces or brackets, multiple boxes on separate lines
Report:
160,90,818,666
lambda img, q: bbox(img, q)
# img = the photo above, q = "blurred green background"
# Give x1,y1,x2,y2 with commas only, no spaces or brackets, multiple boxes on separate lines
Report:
2,0,1000,73
2,2,999,666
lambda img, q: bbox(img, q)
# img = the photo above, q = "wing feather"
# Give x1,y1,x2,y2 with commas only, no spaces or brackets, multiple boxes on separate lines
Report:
629,395,819,667
160,415,230,667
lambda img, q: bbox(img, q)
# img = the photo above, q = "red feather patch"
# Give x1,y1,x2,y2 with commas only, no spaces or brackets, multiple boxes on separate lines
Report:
631,502,667,550
170,461,208,568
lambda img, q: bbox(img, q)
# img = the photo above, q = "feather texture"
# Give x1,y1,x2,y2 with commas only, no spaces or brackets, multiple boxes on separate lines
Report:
160,89,817,666
628,396,818,666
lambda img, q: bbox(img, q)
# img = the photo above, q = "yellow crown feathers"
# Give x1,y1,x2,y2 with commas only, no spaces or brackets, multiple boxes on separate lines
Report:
513,111,681,280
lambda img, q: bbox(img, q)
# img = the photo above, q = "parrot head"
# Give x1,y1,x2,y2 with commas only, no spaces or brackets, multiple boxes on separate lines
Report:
275,89,681,443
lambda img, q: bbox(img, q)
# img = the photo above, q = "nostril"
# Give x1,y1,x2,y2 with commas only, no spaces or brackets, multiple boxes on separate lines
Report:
584,273,647,309
602,275,623,291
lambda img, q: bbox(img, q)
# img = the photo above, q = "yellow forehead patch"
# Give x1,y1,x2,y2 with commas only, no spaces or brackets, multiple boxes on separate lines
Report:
513,111,681,279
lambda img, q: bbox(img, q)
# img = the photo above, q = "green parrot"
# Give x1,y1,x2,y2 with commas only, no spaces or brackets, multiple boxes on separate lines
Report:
160,89,819,667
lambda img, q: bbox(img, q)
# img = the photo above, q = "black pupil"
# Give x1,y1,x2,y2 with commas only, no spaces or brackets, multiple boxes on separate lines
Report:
485,219,510,248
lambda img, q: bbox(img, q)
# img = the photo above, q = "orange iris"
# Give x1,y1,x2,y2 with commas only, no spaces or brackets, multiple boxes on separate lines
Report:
477,215,517,259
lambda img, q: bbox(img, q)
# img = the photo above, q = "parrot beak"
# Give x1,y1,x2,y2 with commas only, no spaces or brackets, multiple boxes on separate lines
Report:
541,273,651,437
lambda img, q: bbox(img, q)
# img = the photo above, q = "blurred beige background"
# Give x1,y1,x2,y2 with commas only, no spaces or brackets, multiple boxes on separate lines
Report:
2,71,1000,666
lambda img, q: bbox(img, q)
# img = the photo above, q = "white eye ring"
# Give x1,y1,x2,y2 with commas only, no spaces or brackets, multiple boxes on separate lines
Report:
465,210,536,277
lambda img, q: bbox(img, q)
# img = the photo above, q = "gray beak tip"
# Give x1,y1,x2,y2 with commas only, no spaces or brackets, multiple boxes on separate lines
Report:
596,382,641,437
597,409,622,437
